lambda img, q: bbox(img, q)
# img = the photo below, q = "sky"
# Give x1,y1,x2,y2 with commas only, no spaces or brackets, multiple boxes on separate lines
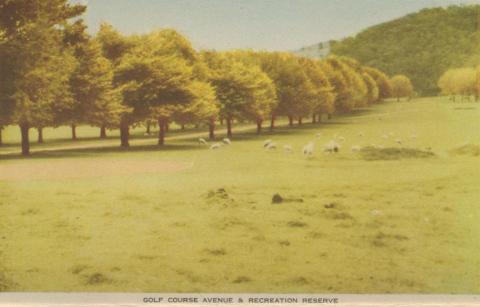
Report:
76,0,480,51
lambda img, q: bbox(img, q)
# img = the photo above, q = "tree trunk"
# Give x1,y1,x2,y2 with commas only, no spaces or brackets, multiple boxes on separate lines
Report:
288,116,293,127
71,124,77,141
209,117,215,140
256,119,262,134
318,113,322,123
37,127,44,144
158,118,166,146
120,120,129,148
165,123,169,133
312,114,316,124
270,115,275,131
0,127,3,146
298,117,303,125
220,119,224,125
100,125,107,138
328,114,332,120
226,116,232,138
181,124,185,130
146,121,151,134
20,124,30,156
397,96,400,102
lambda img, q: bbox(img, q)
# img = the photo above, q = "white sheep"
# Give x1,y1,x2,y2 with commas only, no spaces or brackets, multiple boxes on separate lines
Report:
283,145,293,153
338,136,345,142
223,138,231,145
351,145,361,152
323,140,340,153
371,209,382,216
315,133,322,138
263,139,273,147
210,143,222,150
198,138,208,145
266,142,277,150
382,134,389,140
410,134,417,140
303,142,315,156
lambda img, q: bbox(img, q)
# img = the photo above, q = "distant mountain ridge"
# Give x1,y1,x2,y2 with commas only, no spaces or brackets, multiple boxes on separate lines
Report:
295,5,480,95
292,41,331,59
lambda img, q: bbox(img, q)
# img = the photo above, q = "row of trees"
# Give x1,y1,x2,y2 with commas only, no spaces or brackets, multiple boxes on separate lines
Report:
0,0,410,156
437,66,480,101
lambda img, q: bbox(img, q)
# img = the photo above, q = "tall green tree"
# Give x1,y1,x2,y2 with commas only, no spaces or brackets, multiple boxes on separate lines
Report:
299,58,335,123
62,21,124,140
363,66,392,101
172,81,219,138
204,52,276,137
114,30,197,147
256,52,315,128
0,0,85,155
391,75,414,101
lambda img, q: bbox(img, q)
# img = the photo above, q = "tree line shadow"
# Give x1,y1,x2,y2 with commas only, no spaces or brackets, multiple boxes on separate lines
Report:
0,110,373,161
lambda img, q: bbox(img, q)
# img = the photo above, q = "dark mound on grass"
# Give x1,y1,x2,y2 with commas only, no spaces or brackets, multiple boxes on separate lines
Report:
0,271,13,291
360,146,435,161
449,144,480,157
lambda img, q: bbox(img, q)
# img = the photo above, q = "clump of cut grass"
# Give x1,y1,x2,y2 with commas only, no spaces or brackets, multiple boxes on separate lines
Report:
232,276,251,284
449,144,480,157
85,272,111,285
360,146,435,161
287,221,307,228
205,248,227,256
205,188,234,207
0,272,13,291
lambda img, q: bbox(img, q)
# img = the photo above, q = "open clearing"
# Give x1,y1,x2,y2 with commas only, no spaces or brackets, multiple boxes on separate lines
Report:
0,97,479,293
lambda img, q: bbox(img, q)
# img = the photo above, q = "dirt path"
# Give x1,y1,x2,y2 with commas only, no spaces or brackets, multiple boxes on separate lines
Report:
0,159,193,180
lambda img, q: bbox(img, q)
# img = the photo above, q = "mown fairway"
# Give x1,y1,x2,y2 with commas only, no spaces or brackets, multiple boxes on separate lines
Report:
0,97,479,293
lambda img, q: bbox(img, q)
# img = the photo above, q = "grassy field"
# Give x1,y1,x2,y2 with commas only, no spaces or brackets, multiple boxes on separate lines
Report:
0,97,479,293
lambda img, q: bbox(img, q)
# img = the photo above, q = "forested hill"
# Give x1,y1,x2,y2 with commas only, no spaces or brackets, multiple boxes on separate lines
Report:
330,5,480,95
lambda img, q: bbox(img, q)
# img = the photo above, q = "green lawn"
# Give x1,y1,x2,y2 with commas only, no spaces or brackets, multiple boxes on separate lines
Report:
0,97,479,293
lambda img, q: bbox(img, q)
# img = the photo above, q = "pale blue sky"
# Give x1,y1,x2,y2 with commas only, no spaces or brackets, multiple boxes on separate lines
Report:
76,0,480,51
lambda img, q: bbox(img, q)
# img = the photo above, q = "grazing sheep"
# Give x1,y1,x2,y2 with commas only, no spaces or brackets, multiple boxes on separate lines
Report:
315,133,322,138
338,136,345,142
266,142,277,150
283,145,293,153
410,134,417,140
323,140,340,153
382,134,389,140
223,138,231,145
210,143,222,150
263,139,273,147
371,209,382,216
351,145,361,152
389,132,395,137
198,138,208,145
303,142,315,156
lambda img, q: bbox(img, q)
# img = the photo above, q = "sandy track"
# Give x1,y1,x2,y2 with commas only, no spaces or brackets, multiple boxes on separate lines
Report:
0,159,193,181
